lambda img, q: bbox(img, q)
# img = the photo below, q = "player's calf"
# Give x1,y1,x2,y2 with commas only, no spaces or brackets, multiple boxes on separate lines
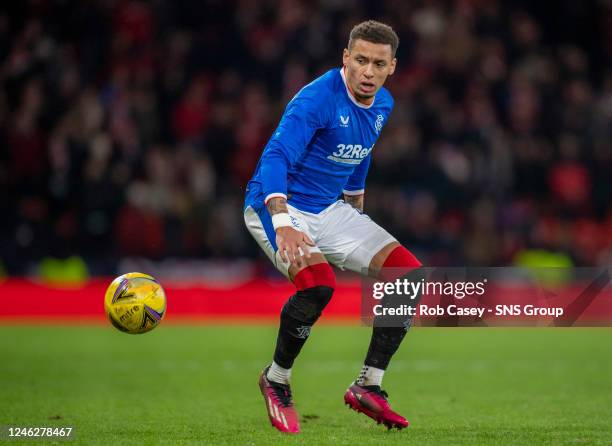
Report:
360,245,424,382
272,264,335,373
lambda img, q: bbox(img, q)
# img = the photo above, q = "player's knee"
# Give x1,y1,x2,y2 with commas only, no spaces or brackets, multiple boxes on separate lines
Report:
283,285,334,323
293,262,336,290
285,263,336,323
379,245,422,281
382,245,422,269
377,248,425,331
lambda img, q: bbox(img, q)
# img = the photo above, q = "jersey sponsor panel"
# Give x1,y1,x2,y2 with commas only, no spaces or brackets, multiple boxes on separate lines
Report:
327,143,373,164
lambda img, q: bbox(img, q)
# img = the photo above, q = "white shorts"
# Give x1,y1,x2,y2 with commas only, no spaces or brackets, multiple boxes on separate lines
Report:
244,200,397,278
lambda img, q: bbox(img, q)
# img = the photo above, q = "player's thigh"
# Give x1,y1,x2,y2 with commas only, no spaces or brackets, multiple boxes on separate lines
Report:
369,240,401,277
244,205,325,279
317,201,397,276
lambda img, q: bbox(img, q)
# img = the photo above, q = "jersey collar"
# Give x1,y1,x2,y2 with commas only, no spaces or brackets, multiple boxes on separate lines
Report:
340,67,375,109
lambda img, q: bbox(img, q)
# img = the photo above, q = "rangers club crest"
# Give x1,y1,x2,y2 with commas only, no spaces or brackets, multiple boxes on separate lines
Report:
296,325,311,339
374,114,384,133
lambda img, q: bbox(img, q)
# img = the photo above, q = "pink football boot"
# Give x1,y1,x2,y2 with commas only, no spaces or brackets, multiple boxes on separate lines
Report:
258,367,300,434
344,382,409,430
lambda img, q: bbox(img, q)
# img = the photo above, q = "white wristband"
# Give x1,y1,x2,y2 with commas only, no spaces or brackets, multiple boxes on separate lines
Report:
272,213,292,231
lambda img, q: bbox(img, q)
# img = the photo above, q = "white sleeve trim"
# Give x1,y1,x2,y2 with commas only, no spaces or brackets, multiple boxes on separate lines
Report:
264,193,288,204
342,189,365,196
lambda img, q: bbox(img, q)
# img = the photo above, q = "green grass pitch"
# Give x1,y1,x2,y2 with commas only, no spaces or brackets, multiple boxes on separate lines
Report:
1,325,611,445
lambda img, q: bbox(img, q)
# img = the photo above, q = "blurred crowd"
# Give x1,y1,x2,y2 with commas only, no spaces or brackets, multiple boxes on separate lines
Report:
1,0,611,276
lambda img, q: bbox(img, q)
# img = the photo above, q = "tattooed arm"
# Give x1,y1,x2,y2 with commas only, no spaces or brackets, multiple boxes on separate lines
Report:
266,196,289,215
343,193,364,213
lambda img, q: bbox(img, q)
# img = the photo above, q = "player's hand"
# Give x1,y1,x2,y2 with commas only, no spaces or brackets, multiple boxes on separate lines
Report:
276,226,315,267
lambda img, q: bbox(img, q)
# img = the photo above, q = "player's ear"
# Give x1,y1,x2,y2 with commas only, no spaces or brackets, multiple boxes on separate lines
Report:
389,57,397,75
343,48,350,65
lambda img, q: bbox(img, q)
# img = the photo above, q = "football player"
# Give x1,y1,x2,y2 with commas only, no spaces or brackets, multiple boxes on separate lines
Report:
244,20,422,433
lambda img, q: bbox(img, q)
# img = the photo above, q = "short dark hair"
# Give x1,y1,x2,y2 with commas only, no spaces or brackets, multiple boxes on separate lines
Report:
348,20,399,57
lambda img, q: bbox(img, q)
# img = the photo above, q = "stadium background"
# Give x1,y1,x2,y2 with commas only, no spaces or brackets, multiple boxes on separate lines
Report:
1,0,611,280
0,2,611,444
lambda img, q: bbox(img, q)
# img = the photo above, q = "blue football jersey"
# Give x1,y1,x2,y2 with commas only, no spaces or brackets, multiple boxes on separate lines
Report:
244,67,394,214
